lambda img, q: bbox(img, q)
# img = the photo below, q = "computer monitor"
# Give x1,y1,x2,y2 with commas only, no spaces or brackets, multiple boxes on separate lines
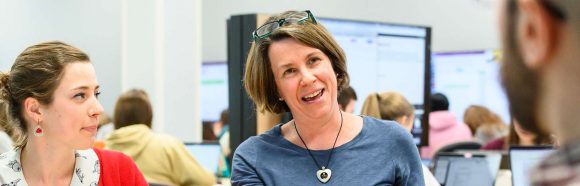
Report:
455,150,505,177
201,62,229,122
184,142,222,175
431,50,510,124
433,153,495,186
510,146,555,186
319,18,431,145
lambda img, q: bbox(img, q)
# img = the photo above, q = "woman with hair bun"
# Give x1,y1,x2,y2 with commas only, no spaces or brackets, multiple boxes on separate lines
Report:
0,41,146,185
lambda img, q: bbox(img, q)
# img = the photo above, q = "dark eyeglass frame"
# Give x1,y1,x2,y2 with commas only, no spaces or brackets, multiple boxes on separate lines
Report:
252,10,317,43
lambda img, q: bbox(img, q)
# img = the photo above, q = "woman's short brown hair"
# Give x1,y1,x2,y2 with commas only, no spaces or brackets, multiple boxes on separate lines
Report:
0,41,90,148
113,89,153,129
244,10,349,114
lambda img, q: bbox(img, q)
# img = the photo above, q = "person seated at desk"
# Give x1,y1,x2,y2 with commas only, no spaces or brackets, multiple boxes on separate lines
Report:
212,109,231,178
337,86,357,113
105,89,215,186
481,118,552,150
421,93,472,159
463,105,509,144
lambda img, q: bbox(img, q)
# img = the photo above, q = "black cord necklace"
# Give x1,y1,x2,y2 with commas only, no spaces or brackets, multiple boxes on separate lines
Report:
294,110,343,184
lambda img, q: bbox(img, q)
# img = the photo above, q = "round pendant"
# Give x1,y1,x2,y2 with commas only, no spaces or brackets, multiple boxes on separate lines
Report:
316,167,332,183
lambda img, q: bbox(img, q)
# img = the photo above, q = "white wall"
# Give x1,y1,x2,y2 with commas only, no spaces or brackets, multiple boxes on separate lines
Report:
119,0,203,142
1,0,202,142
162,0,202,142
202,0,500,62
0,0,122,119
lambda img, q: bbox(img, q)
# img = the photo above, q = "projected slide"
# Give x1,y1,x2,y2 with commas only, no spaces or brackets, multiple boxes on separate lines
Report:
319,18,430,145
431,50,510,123
319,18,428,113
201,62,229,122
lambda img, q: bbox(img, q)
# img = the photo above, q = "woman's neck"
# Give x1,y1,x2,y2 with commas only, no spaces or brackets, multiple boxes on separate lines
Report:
293,109,342,139
20,139,76,185
285,108,364,150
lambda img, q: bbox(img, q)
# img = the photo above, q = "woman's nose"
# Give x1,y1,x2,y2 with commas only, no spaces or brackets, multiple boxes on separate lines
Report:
300,70,316,86
89,99,104,117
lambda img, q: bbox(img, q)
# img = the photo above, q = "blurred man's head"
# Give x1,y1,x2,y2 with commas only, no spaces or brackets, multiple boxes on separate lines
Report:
338,86,357,113
114,89,153,129
500,0,579,143
430,93,449,112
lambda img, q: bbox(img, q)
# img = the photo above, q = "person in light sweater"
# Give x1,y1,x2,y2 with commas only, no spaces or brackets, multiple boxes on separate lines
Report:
105,88,215,186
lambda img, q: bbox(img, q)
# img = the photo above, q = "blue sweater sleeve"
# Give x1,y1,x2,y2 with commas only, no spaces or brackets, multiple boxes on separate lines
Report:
389,123,425,186
231,137,265,186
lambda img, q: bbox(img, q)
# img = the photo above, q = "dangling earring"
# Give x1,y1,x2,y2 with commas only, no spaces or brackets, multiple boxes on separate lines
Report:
278,97,284,101
33,119,43,137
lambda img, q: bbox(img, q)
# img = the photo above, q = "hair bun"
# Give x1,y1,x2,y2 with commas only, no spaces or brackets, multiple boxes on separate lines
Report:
0,73,12,102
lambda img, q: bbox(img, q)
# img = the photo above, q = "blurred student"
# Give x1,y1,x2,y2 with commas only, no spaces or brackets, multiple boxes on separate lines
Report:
212,109,230,177
420,93,471,159
96,113,113,140
361,91,440,186
463,105,508,144
337,86,357,113
105,88,215,186
481,118,552,150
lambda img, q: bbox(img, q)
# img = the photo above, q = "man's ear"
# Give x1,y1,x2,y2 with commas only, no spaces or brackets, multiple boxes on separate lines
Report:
516,0,561,69
23,97,42,124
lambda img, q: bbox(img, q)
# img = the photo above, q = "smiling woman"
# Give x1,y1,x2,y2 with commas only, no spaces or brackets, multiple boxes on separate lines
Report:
0,41,146,185
233,10,425,186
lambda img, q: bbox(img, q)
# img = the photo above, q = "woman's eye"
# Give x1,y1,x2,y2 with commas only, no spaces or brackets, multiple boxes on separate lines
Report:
284,68,297,75
95,91,101,99
74,93,86,100
308,58,320,65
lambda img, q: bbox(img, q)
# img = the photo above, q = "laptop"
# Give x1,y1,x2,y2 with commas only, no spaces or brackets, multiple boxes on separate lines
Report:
433,152,496,186
509,146,555,186
456,150,507,171
184,142,222,175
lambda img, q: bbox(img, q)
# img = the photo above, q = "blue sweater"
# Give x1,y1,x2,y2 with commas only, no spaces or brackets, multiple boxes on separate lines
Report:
232,116,425,186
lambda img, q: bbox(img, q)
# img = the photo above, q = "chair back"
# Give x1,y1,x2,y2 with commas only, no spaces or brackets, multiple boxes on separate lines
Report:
433,141,482,160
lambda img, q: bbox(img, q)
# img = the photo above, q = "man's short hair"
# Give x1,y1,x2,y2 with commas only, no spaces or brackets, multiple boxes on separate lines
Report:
430,93,449,112
338,86,357,108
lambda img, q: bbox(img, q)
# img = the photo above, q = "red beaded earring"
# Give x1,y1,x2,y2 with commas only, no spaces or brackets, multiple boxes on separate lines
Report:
33,119,43,137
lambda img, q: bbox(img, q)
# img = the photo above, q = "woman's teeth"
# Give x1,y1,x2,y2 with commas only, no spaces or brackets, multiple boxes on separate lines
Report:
304,90,321,99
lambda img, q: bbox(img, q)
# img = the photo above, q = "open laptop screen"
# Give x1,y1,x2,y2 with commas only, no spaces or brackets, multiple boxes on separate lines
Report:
433,153,494,186
510,146,555,186
184,142,222,175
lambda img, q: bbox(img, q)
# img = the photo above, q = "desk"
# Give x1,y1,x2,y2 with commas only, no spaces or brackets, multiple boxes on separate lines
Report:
495,169,512,186
216,177,231,186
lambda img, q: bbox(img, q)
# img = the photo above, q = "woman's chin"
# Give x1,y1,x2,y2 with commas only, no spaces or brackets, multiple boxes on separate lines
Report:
76,138,96,150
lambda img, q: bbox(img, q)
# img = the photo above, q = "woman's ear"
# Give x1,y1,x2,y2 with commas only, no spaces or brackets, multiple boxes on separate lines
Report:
516,0,561,69
23,97,42,123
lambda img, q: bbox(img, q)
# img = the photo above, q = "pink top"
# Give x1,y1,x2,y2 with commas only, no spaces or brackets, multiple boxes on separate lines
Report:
420,111,472,159
481,137,506,150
